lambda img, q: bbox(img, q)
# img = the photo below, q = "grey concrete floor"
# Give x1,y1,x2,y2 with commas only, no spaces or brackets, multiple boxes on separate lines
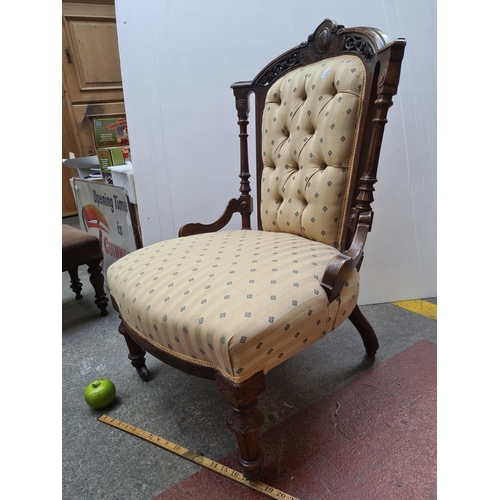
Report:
62,215,437,500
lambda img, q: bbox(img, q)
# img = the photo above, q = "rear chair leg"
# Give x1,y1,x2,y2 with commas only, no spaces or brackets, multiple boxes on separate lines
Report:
216,371,265,479
118,321,151,381
68,267,83,299
349,304,379,357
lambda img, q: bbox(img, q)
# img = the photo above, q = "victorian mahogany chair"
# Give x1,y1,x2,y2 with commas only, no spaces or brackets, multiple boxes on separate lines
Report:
107,19,405,478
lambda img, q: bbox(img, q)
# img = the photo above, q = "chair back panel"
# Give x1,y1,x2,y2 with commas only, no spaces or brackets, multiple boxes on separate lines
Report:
260,55,366,248
230,19,405,254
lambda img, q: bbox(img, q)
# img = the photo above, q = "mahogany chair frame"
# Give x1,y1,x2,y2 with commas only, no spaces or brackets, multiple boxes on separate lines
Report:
112,19,406,479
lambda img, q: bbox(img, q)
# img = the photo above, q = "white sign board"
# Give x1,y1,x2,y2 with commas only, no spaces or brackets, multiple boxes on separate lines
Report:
70,178,139,288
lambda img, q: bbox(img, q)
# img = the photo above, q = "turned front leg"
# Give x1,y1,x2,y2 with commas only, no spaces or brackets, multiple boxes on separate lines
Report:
216,371,265,479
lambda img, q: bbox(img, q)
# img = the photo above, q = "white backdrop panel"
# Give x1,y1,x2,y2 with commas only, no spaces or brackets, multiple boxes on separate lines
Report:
115,0,436,305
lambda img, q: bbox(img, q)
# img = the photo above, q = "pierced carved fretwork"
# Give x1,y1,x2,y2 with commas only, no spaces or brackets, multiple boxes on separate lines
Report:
253,19,377,88
343,35,375,61
254,52,300,87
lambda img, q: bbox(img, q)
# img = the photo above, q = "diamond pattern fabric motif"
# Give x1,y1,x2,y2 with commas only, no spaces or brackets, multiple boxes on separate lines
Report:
261,56,366,248
108,230,359,382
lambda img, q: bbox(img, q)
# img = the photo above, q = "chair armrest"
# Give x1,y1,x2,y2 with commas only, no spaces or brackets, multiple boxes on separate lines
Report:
178,198,241,237
320,211,372,303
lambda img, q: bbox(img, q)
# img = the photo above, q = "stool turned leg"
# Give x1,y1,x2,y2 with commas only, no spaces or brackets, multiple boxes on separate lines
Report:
87,259,109,316
216,371,265,479
68,267,83,299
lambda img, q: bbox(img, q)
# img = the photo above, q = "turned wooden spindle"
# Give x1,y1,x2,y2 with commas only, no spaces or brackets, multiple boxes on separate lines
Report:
356,92,393,213
232,86,253,229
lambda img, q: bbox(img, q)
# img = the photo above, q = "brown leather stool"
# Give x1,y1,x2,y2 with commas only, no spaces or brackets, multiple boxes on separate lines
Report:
62,224,108,316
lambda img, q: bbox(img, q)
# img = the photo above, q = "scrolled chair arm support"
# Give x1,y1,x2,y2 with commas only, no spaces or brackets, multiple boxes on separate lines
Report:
320,211,373,303
178,197,252,237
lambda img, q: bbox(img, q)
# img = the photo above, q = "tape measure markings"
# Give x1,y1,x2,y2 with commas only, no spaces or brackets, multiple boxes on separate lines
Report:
98,414,300,500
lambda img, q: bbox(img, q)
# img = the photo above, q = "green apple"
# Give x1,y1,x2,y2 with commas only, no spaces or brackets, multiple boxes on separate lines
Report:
84,379,116,410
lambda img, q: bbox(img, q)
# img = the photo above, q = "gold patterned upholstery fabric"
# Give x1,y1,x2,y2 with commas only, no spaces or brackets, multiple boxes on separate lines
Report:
261,56,366,248
108,230,359,382
109,56,367,383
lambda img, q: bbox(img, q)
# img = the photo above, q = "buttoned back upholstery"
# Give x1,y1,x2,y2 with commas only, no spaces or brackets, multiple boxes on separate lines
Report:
260,56,366,248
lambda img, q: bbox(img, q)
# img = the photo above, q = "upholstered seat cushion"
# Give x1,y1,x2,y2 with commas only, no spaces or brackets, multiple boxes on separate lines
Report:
62,224,103,271
107,230,359,382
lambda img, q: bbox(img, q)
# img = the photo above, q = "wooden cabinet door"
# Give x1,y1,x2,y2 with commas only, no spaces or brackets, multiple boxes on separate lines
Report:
62,1,123,105
62,0,125,216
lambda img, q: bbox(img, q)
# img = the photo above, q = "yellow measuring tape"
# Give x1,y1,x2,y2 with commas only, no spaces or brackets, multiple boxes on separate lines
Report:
98,414,300,500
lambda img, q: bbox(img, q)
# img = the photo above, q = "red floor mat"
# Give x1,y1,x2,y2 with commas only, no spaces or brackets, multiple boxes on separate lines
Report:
154,340,436,500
